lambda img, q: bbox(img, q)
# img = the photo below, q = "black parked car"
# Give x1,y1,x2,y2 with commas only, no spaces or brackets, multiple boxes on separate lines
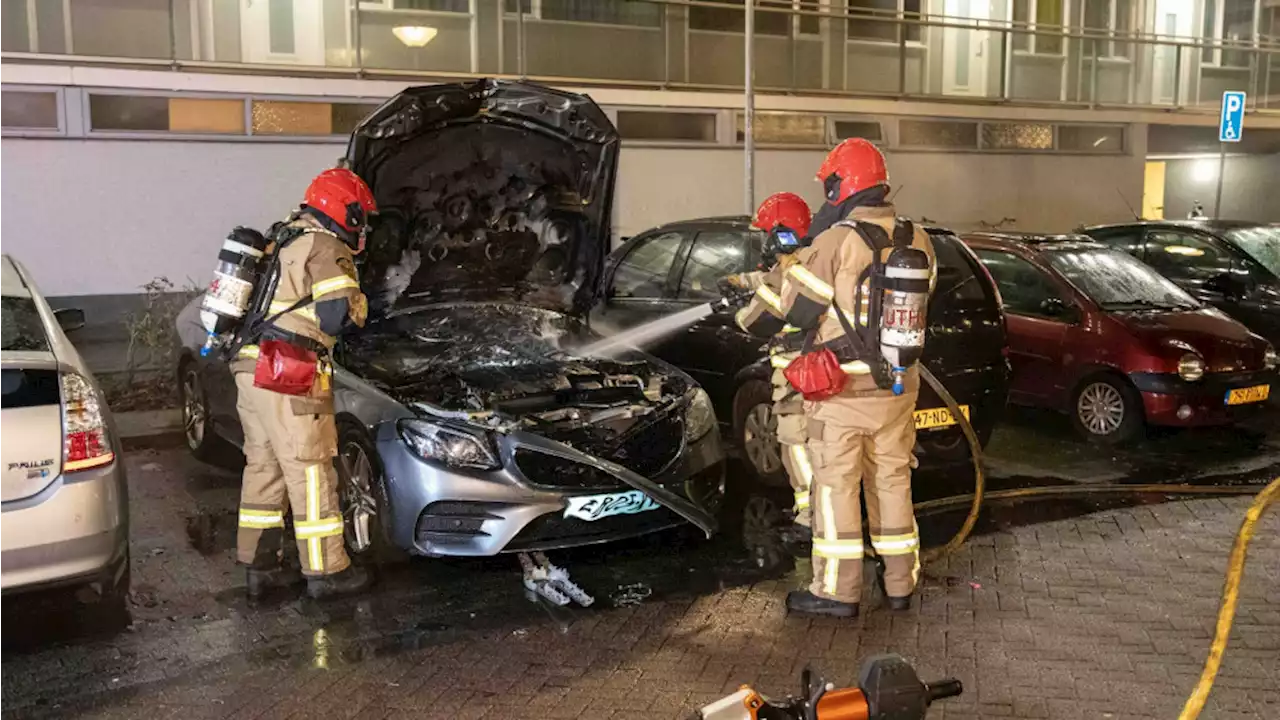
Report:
1080,221,1280,347
590,216,1010,484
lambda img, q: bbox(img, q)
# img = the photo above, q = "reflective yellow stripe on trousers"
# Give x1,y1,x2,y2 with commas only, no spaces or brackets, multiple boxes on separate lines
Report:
239,508,284,528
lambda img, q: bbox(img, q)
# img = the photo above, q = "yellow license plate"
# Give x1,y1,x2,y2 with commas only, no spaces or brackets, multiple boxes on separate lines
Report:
1225,385,1270,405
914,405,970,431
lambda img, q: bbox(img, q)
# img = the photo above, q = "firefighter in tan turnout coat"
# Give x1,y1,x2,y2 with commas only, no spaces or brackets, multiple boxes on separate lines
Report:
768,139,936,618
233,168,376,601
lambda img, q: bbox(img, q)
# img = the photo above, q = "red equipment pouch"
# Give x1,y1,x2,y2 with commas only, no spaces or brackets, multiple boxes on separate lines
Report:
253,339,318,396
784,346,847,401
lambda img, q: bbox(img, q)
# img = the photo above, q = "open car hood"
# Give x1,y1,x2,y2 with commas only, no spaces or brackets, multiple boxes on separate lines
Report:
346,79,620,318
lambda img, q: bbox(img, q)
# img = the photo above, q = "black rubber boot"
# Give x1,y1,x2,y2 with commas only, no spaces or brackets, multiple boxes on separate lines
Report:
886,595,913,612
246,565,303,601
306,565,371,600
785,590,859,618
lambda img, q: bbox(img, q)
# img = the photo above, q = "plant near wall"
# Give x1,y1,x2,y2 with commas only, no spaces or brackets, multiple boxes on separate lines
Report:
105,277,201,412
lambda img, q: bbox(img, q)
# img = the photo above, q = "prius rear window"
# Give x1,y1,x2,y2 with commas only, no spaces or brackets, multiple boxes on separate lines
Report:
1,297,49,352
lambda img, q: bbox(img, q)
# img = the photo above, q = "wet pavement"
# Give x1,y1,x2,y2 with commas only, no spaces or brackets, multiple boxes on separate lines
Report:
3,410,1280,720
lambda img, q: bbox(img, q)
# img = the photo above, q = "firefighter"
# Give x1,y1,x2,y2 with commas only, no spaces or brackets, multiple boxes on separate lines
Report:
777,139,936,618
232,167,376,601
724,192,815,532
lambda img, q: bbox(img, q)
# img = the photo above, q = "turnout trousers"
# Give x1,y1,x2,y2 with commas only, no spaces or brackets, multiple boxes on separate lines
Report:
806,389,921,604
772,367,812,527
234,372,350,577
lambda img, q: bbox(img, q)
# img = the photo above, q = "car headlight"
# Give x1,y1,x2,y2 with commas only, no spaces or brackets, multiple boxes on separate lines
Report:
1265,344,1278,370
1177,352,1206,382
398,418,500,470
684,388,717,442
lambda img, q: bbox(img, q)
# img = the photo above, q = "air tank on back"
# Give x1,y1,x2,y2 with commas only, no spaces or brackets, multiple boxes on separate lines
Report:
879,245,932,395
199,227,269,356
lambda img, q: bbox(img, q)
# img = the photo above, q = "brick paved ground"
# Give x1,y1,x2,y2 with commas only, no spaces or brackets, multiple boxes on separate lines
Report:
3,442,1279,720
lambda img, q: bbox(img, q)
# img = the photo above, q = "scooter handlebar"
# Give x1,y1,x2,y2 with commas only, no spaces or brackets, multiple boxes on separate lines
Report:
925,678,963,704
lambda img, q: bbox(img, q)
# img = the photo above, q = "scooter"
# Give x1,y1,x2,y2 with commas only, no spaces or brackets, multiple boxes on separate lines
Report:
697,654,961,720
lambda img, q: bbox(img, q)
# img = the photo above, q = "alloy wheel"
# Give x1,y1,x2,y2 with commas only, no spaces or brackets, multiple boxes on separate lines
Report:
338,440,379,554
742,403,783,475
1077,382,1126,436
181,368,205,450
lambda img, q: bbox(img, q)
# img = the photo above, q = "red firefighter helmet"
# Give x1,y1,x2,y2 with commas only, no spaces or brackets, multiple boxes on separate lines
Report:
303,168,377,232
752,192,812,238
816,138,888,204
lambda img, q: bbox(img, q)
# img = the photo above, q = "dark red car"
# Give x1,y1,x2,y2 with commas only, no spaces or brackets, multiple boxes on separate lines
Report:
963,233,1278,443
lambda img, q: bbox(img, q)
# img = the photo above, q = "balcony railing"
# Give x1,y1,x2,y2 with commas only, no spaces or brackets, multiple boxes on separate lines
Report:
2,0,1277,112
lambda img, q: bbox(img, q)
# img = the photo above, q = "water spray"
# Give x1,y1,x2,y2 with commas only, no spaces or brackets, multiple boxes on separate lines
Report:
579,299,733,357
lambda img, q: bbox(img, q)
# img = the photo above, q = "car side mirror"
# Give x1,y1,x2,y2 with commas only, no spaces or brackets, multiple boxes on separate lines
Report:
1206,272,1246,298
55,307,86,332
1040,297,1069,317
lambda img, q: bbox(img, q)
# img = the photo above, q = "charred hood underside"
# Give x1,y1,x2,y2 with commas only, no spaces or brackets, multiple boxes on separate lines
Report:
343,303,691,460
346,80,620,317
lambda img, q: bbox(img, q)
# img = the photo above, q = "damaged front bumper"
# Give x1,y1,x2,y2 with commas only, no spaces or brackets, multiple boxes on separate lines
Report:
374,420,725,557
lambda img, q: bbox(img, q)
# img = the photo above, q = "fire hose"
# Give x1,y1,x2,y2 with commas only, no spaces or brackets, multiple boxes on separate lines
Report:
920,365,1279,719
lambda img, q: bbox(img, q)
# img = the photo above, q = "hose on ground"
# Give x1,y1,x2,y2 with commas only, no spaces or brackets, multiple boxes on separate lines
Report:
917,365,985,564
916,365,1278,718
1178,474,1280,720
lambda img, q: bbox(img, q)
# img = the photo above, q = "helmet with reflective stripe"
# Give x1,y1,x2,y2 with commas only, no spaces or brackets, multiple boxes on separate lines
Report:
753,192,812,238
303,168,377,232
816,138,888,204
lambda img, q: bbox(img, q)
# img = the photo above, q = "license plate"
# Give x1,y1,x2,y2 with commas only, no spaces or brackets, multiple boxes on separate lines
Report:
564,490,660,522
914,405,970,431
1225,384,1270,405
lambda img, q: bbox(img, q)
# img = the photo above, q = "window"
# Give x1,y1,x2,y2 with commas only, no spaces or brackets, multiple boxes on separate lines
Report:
252,101,381,135
736,112,826,144
1083,227,1145,257
1144,230,1234,285
1081,0,1133,57
89,95,246,134
833,119,884,142
1202,0,1256,67
982,122,1053,150
268,0,296,55
847,0,921,43
1013,0,1066,54
1225,226,1280,280
899,119,979,148
617,111,717,142
974,249,1065,317
612,232,686,298
690,0,819,36
388,0,470,10
507,0,663,27
1,297,49,352
1,91,59,130
1057,125,1125,153
1045,248,1198,309
678,232,750,300
931,236,990,303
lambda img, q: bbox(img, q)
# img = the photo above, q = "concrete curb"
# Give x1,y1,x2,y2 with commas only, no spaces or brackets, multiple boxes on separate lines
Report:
115,408,183,439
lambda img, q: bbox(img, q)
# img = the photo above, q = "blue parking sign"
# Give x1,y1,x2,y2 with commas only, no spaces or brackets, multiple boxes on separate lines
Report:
1219,91,1245,142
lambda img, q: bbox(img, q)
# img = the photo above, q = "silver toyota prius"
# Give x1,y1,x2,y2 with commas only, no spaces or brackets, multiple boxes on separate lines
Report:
177,80,725,564
1,254,130,602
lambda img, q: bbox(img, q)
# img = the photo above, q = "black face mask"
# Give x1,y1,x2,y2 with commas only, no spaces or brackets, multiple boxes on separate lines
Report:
804,184,891,242
301,206,360,250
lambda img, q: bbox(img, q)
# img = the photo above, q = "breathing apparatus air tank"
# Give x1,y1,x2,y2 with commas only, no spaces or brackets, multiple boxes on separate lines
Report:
879,245,932,395
199,227,269,356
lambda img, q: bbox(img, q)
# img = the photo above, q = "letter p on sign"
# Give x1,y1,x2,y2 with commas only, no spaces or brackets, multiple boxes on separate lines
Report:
1219,91,1245,143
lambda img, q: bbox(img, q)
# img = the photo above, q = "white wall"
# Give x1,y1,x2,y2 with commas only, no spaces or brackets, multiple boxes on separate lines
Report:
1,139,344,296
2,137,1143,297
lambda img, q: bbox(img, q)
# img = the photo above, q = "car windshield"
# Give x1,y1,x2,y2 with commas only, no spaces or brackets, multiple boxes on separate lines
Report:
1225,226,1280,279
1045,248,1200,311
1,296,50,352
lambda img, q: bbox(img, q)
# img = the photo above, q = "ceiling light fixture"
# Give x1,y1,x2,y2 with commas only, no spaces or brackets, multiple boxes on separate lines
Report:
393,26,438,48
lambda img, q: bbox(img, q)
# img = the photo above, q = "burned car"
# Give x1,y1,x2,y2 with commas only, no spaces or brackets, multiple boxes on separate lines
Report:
177,80,723,562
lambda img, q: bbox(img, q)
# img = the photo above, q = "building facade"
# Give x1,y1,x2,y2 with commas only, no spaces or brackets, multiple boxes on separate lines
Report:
2,0,1278,301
